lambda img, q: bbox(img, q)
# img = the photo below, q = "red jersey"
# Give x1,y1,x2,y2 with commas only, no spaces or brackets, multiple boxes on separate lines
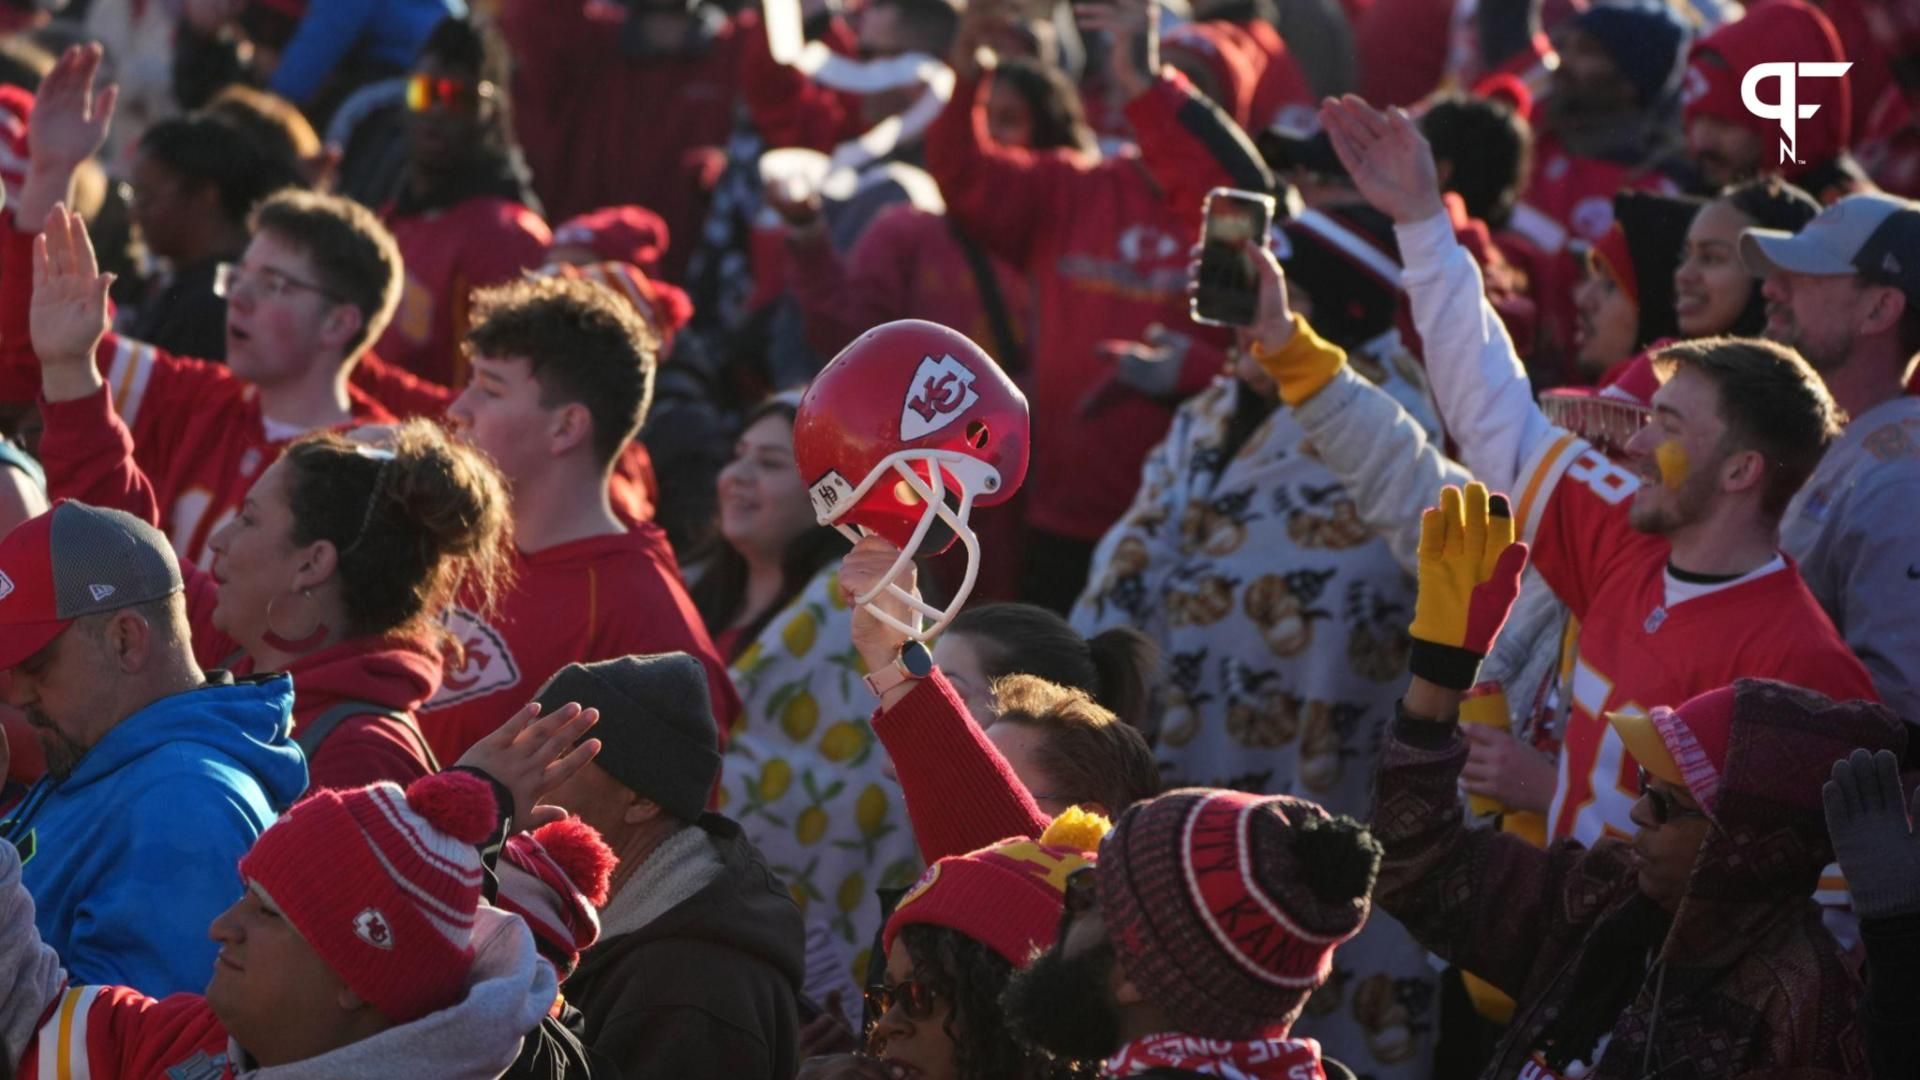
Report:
924,73,1265,542
377,196,551,387
19,986,233,1080
1515,432,1877,847
415,527,740,762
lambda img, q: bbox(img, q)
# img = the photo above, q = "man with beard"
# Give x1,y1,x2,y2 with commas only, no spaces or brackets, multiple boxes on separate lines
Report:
1003,788,1379,1080
1317,95,1875,852
373,15,551,388
0,501,307,996
1741,192,1920,728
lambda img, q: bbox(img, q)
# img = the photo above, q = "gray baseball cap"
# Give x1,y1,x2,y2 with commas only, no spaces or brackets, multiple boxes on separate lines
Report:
0,501,183,670
1741,193,1920,305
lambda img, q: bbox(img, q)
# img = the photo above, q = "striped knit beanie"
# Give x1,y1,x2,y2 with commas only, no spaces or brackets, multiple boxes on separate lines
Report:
239,772,498,1023
1098,789,1382,1039
496,817,616,977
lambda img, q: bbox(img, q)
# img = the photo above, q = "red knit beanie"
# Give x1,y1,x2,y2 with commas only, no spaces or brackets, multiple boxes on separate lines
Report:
551,205,671,276
883,812,1108,967
496,817,615,978
238,772,498,1023
1682,0,1852,180
1098,789,1381,1040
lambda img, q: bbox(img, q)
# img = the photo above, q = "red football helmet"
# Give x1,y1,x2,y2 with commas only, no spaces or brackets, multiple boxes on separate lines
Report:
793,320,1029,639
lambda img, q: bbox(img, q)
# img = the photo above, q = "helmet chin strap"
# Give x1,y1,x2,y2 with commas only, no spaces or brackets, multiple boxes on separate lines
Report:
831,455,987,641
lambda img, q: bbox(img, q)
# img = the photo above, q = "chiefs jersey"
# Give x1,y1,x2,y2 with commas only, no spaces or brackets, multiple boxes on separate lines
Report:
1515,432,1877,846
414,526,740,763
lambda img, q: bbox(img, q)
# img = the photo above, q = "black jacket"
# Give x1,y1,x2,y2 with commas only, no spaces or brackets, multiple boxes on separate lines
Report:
565,814,805,1080
1861,912,1920,1080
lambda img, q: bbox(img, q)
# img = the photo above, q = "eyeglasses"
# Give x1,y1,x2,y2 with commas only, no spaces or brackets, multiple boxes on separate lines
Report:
405,73,495,114
214,262,344,304
865,978,938,1020
1637,766,1708,825
1064,865,1099,917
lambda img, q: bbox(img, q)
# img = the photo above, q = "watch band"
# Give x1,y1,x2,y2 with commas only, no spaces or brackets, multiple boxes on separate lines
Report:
865,641,934,697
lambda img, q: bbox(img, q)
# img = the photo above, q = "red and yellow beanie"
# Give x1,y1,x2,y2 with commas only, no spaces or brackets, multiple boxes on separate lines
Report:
239,772,498,1023
883,809,1110,967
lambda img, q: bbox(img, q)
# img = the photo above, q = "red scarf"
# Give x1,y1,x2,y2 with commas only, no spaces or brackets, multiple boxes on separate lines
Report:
1105,1032,1326,1078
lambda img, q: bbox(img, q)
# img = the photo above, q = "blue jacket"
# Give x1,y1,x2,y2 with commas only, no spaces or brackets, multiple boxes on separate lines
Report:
1,674,307,997
268,0,463,105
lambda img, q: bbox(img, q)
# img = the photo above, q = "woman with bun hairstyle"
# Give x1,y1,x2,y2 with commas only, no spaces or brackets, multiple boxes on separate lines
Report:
936,602,1159,742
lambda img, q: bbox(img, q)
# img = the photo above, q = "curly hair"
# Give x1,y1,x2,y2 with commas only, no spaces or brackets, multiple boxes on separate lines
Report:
887,924,1101,1080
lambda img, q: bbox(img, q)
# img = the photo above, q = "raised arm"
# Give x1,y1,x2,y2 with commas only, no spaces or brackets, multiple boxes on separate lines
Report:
1321,95,1555,494
841,538,1049,861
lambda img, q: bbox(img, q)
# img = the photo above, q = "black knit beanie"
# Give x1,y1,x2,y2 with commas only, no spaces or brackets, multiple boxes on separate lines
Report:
1614,190,1702,350
533,653,720,823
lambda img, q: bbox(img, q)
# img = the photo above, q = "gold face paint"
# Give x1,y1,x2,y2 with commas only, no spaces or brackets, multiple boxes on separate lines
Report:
1655,439,1690,491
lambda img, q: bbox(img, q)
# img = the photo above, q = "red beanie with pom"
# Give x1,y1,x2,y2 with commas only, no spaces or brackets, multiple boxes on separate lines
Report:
495,817,615,977
238,772,497,1023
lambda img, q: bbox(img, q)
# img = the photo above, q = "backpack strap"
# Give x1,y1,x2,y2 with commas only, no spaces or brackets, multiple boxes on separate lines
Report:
947,219,1027,376
298,700,443,774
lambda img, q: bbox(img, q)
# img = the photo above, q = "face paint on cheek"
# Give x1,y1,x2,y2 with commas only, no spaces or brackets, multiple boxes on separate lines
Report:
1655,440,1690,491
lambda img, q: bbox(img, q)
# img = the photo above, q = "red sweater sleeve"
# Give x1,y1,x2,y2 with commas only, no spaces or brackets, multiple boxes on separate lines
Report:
1123,72,1272,225
738,9,865,151
872,670,1050,862
925,75,1086,269
0,217,36,402
36,386,162,525
305,715,435,793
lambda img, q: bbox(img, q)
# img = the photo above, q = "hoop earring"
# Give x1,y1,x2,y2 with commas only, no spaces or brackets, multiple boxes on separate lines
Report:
263,588,329,654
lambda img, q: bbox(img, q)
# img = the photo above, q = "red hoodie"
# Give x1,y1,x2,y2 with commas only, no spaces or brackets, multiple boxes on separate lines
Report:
924,72,1268,541
1684,0,1853,187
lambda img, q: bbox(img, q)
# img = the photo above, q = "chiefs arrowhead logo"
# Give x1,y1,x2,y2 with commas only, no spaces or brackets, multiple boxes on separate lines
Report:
900,354,978,441
423,608,521,708
354,907,394,950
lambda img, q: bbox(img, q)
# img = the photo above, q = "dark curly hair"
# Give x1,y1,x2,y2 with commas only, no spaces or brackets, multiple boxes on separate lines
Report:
884,924,1101,1080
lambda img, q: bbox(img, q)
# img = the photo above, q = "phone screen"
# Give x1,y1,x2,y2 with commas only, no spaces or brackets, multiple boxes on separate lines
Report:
1190,189,1275,328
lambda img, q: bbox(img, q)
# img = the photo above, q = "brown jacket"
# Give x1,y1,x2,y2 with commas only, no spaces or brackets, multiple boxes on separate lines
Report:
1371,681,1903,1079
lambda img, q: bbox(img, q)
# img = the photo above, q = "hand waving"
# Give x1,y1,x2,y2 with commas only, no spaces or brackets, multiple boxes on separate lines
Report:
1823,748,1920,921
454,700,602,833
21,46,116,225
30,204,111,403
1408,483,1528,690
1318,95,1446,226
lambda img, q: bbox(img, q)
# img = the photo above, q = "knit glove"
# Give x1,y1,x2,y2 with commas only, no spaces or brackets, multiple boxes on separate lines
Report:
1250,314,1347,406
1823,748,1920,921
1408,483,1529,690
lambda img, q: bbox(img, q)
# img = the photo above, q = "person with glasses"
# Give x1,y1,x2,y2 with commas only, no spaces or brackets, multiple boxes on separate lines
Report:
374,16,551,389
801,814,1109,1080
1,46,408,570
1369,480,1904,1079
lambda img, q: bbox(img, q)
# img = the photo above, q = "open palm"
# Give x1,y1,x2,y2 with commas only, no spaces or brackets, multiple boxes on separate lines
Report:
29,205,111,383
28,45,116,177
1318,94,1446,226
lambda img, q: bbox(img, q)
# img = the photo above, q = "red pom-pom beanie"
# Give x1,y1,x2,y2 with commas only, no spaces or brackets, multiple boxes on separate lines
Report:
239,772,496,1023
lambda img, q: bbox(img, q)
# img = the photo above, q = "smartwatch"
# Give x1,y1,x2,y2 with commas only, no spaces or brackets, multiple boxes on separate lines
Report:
864,640,934,697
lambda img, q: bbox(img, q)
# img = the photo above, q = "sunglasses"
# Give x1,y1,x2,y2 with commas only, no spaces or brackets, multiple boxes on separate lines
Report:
865,978,938,1020
1637,766,1707,825
405,74,494,114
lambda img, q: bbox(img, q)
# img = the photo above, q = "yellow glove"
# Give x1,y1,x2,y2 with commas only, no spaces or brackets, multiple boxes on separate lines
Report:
1250,314,1347,406
1407,483,1529,690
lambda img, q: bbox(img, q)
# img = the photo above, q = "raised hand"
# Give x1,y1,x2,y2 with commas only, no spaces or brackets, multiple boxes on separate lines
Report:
21,46,116,227
1823,748,1920,921
30,205,111,404
1076,0,1159,101
454,700,602,833
1408,482,1528,691
1318,94,1446,226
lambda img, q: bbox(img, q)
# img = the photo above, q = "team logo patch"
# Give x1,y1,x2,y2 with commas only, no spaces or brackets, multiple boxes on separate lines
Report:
89,583,115,602
354,907,395,949
0,570,14,601
894,863,941,911
809,469,857,522
1643,606,1669,634
900,354,978,441
424,607,522,709
167,1051,231,1080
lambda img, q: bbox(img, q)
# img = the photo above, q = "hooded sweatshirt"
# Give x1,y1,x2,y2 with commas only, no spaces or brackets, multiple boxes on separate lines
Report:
1371,680,1903,1078
233,638,444,794
1,836,559,1080
0,674,308,999
565,813,805,1079
1684,0,1854,193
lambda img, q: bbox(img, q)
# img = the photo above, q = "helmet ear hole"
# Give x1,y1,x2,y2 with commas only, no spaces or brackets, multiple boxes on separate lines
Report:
965,421,989,449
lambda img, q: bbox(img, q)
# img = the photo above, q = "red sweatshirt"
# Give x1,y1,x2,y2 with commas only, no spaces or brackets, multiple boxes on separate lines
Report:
0,222,395,568
870,671,1048,862
737,8,866,153
498,0,742,283
377,197,552,388
924,72,1268,541
39,387,443,792
415,527,740,763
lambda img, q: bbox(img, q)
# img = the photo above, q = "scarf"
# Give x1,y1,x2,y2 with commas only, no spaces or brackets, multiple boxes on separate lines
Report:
1106,1032,1326,1079
598,825,724,939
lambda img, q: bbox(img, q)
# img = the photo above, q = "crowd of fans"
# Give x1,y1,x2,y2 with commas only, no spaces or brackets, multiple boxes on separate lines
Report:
0,0,1914,1076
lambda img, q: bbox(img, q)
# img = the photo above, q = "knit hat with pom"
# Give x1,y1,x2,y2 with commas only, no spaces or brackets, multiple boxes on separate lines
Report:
1098,789,1382,1040
496,817,616,977
238,772,499,1023
884,808,1110,967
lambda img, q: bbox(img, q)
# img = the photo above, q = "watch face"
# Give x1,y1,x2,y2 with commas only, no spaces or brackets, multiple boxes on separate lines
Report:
900,640,935,677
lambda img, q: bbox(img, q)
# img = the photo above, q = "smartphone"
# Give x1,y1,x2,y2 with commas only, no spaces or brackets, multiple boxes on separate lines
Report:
1190,188,1276,328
